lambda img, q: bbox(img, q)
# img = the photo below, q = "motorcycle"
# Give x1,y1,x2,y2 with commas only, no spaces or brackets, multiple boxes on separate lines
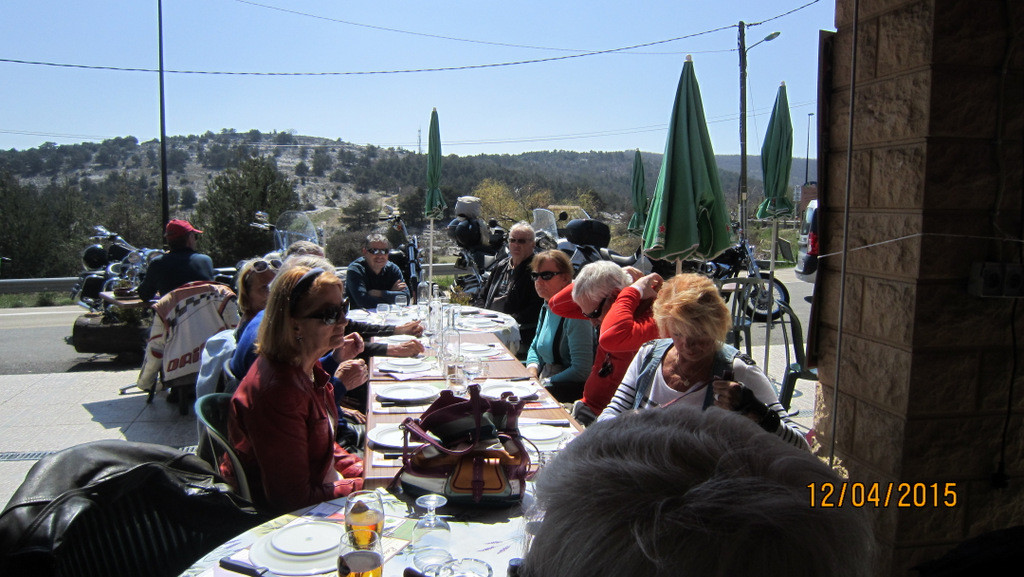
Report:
70,225,160,313
676,224,790,322
379,207,423,296
447,197,508,300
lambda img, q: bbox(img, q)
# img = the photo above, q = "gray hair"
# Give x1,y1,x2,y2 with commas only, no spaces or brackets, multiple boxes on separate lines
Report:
571,261,630,302
284,240,324,258
280,255,333,274
523,405,874,577
362,233,390,249
509,222,535,240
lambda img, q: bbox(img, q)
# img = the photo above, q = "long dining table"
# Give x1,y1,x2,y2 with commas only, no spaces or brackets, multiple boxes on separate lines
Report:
181,331,582,577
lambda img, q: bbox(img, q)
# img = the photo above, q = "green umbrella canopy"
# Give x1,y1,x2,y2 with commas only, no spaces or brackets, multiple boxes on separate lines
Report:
642,57,732,261
424,108,447,219
627,149,647,236
755,83,795,219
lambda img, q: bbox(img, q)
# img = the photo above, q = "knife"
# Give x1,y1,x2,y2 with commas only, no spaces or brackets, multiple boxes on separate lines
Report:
535,420,571,427
219,557,273,577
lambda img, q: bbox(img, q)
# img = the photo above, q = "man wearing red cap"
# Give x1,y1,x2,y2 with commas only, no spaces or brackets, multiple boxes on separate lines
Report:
137,219,215,302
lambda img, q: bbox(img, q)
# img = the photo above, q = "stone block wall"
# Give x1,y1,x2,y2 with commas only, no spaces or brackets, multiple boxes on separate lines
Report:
818,0,1024,574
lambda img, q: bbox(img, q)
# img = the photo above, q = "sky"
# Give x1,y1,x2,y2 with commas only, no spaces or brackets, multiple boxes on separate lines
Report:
0,0,835,157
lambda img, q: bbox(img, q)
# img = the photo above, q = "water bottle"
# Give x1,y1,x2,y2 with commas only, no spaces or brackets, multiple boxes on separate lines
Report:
417,280,432,305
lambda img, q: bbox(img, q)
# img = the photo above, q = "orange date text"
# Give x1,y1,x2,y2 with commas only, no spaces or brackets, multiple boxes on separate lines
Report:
807,482,958,508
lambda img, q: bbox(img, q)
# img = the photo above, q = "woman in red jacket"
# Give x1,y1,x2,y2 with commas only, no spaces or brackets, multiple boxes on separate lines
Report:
548,262,664,423
225,265,366,514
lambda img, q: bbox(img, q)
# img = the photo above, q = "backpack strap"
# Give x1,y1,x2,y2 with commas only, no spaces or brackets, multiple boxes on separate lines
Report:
702,344,745,410
631,339,673,410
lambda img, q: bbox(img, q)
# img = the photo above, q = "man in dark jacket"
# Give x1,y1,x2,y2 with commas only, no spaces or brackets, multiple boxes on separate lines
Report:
345,234,410,310
138,219,215,302
476,221,544,356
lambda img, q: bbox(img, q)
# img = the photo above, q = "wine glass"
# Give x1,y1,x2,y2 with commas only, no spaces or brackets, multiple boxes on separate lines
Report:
394,294,409,309
337,530,383,577
412,494,451,551
375,303,391,322
344,490,385,547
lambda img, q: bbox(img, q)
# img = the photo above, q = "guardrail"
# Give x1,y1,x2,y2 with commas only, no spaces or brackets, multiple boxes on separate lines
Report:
0,263,462,295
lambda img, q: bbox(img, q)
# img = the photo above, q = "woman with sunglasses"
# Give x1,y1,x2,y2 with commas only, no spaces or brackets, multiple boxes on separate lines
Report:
524,251,594,402
597,274,807,450
235,257,281,336
225,265,366,514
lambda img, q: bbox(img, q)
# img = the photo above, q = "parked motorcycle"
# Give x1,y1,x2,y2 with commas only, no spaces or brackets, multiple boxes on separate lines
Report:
676,224,790,321
70,225,160,313
447,197,507,300
379,207,423,296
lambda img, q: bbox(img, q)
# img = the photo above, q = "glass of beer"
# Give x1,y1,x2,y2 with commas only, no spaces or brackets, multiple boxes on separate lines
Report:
338,530,384,577
344,490,385,547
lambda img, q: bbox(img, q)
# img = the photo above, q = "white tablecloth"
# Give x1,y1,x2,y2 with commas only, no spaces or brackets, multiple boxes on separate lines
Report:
348,305,522,354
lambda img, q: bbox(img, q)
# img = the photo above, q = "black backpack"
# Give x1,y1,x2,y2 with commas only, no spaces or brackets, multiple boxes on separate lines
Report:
0,440,270,577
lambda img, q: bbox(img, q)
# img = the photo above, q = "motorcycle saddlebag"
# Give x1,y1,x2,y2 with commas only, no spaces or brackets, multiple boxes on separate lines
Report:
565,219,611,249
454,196,483,220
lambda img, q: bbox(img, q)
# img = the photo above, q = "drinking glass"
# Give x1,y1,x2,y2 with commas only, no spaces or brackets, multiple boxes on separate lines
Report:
446,354,467,396
462,356,483,388
438,558,493,577
337,530,384,577
344,490,385,547
414,547,454,577
412,494,451,551
394,294,409,309
375,303,391,321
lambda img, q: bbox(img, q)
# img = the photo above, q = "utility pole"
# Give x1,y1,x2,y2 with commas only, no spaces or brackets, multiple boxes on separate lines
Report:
738,21,747,240
805,112,815,184
158,0,169,230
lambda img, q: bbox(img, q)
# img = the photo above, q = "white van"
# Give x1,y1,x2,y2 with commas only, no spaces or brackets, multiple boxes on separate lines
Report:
795,200,818,283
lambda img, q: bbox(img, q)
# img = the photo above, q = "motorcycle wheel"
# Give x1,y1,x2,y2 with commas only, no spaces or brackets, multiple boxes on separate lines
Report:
745,273,790,322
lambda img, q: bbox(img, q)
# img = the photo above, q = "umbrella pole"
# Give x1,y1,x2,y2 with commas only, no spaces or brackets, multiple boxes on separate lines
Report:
763,218,779,370
428,219,435,286
676,258,682,276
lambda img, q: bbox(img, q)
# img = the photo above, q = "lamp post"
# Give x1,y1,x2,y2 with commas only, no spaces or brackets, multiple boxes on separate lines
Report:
738,22,780,240
805,112,815,184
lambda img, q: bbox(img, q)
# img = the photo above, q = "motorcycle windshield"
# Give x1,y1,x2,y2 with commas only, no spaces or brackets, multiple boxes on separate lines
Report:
274,211,319,252
531,208,558,241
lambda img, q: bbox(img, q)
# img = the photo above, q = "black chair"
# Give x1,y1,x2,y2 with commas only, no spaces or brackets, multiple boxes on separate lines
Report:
776,301,818,413
717,277,761,357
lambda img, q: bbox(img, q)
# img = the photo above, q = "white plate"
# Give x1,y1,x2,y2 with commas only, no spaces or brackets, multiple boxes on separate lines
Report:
479,382,535,399
367,424,408,449
460,342,491,352
249,521,344,575
520,423,565,443
461,318,497,327
376,383,438,403
384,334,418,344
347,309,370,320
386,357,423,367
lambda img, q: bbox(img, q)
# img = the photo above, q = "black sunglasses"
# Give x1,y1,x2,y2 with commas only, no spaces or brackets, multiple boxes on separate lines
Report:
366,247,389,255
583,297,608,319
302,299,350,326
251,258,282,273
530,271,561,281
508,237,533,245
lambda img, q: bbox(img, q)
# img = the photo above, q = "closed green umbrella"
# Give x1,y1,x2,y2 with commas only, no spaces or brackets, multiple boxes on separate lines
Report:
626,149,647,237
755,83,795,219
424,108,446,284
643,56,731,268
755,83,794,369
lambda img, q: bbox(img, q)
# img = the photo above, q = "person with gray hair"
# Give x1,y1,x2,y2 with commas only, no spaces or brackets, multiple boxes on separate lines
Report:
345,233,410,310
549,261,647,422
476,221,544,354
524,404,874,577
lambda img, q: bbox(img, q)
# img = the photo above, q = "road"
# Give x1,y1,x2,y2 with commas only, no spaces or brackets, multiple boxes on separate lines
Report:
0,306,138,374
0,269,814,375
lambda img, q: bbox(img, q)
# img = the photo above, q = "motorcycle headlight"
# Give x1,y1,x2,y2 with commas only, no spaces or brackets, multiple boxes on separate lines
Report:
126,251,143,265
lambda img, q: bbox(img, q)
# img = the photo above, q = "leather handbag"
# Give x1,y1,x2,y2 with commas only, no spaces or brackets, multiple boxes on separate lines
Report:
389,384,531,506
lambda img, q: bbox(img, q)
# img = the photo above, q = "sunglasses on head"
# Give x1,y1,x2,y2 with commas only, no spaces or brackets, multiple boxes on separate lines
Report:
302,299,350,326
251,258,282,273
583,297,608,319
508,237,532,245
366,247,389,255
530,271,560,281
289,267,325,315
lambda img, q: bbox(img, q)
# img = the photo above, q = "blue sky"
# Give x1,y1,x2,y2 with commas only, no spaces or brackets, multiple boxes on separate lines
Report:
0,0,835,156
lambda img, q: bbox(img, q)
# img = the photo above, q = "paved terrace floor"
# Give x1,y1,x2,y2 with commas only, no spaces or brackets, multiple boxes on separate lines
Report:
0,350,818,507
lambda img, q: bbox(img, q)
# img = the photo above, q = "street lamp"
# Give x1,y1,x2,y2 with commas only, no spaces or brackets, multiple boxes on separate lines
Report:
738,22,780,239
805,112,815,184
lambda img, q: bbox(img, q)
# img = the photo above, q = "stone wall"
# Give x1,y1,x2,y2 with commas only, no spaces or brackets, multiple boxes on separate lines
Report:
818,0,1024,574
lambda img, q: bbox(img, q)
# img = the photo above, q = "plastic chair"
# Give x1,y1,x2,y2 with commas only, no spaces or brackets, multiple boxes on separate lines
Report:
194,393,252,501
716,277,762,357
776,301,818,413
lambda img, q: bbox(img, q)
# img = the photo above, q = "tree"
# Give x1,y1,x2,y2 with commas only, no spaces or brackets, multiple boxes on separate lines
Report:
312,149,333,177
472,179,530,224
193,156,299,266
294,161,309,177
338,196,379,230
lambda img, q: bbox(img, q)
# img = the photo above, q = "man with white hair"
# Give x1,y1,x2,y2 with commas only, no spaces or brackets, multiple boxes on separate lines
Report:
476,221,543,353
